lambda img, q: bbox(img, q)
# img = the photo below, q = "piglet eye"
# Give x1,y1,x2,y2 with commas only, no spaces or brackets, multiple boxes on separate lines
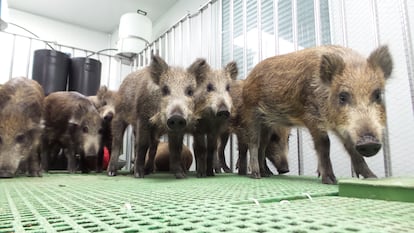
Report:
207,83,214,92
186,87,194,97
339,91,350,105
15,134,26,144
162,86,170,96
102,101,107,106
82,126,89,133
372,89,382,103
226,84,230,92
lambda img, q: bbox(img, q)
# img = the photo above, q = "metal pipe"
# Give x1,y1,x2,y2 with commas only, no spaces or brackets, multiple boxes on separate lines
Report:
229,0,235,172
370,0,392,177
158,37,163,58
292,0,298,50
338,0,354,177
314,0,322,46
242,0,247,78
399,0,414,115
107,56,112,87
340,0,348,47
171,27,175,64
25,38,32,78
186,13,191,67
207,1,213,64
8,35,16,80
217,0,222,67
273,0,279,55
180,20,185,65
291,0,303,175
0,31,114,58
257,0,263,61
200,5,205,60
165,32,169,63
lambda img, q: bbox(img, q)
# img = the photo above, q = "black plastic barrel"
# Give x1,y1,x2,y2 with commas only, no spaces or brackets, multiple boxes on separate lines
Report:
32,49,70,96
68,57,102,96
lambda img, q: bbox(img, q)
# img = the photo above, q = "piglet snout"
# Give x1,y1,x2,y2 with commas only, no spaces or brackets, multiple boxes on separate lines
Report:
216,105,230,119
167,115,187,131
103,112,114,122
355,135,381,157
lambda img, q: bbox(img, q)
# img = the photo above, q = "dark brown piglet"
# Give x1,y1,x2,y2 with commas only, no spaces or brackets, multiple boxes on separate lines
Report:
217,79,291,175
107,55,205,178
192,60,238,177
242,45,393,184
88,86,117,172
42,91,102,173
0,77,44,178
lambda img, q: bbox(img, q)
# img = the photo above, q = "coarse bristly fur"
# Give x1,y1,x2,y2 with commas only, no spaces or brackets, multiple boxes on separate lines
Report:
191,60,238,177
107,55,206,179
0,77,44,178
242,45,393,184
87,86,117,172
42,91,102,173
217,79,291,175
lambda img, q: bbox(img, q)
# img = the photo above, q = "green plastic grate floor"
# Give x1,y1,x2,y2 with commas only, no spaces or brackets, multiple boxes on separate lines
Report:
1,173,413,233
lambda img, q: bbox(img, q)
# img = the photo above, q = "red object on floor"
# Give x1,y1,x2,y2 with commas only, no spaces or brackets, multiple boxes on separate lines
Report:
102,147,110,170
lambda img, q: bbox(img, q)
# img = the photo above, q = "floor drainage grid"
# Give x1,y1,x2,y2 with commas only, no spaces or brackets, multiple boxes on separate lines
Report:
0,174,413,232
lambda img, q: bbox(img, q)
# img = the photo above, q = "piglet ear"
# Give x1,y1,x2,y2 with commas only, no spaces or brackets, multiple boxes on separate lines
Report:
97,86,108,97
187,58,210,85
320,53,345,85
150,55,169,85
225,61,238,80
368,45,393,79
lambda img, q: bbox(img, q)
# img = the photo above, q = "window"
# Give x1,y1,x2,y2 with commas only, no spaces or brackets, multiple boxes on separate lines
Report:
222,0,331,79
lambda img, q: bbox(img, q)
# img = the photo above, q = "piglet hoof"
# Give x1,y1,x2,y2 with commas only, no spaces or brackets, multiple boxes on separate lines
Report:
197,171,207,178
107,171,117,176
357,172,377,179
261,171,272,177
355,168,377,179
365,173,377,179
214,168,222,174
321,174,337,185
144,166,154,175
277,168,290,175
238,170,247,176
175,172,186,179
223,166,232,173
28,170,42,177
206,170,215,177
134,172,145,178
249,172,261,179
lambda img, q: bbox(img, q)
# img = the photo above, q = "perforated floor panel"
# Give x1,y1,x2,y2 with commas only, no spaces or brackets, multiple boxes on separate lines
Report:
1,173,413,232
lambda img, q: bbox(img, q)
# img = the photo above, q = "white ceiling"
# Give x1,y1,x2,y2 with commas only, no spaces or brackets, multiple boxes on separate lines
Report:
8,0,178,33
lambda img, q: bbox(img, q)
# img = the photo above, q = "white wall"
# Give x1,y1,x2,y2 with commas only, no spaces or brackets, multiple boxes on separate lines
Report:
0,9,117,87
7,9,111,52
152,0,209,40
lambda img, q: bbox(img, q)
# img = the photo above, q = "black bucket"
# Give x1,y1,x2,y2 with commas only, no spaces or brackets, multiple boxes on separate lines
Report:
68,57,102,96
32,49,70,96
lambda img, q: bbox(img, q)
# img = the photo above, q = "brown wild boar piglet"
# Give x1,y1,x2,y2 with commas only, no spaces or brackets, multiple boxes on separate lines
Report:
242,45,393,184
107,55,205,178
0,77,44,178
